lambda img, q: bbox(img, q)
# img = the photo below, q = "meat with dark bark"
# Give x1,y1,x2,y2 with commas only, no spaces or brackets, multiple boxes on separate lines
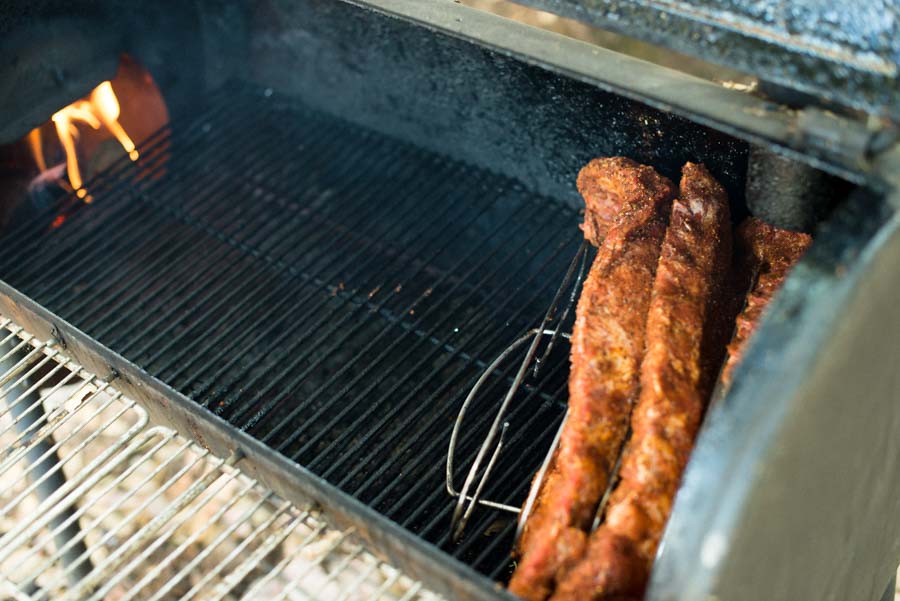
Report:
509,158,674,601
575,157,650,247
550,163,732,601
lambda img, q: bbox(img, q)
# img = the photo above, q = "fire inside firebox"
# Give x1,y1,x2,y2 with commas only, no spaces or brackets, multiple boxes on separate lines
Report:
22,56,167,209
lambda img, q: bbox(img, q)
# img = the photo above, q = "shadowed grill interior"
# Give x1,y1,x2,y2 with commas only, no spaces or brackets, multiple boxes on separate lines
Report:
0,83,581,579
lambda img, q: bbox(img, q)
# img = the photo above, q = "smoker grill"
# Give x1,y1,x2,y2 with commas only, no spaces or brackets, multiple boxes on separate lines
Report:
1,1,899,600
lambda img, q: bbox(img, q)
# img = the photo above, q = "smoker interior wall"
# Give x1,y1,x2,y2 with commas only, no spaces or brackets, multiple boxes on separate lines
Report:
245,0,749,207
0,0,207,144
3,0,871,216
0,0,120,143
514,0,900,119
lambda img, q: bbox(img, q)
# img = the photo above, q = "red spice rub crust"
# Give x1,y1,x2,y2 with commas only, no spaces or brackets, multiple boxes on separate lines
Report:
509,158,674,601
576,157,671,248
550,163,732,601
719,218,811,388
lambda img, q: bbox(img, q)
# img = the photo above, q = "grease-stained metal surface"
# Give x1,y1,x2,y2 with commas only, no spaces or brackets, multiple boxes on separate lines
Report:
0,83,577,599
512,0,900,118
253,0,750,208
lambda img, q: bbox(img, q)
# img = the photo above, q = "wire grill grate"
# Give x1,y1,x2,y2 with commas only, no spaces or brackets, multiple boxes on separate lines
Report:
0,83,578,578
0,317,438,600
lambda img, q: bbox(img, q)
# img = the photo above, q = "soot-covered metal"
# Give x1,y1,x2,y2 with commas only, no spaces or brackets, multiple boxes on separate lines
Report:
1,1,898,600
515,0,900,119
249,0,750,208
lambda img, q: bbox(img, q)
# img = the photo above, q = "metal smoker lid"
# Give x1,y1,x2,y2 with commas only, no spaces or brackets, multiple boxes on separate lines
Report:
511,0,900,119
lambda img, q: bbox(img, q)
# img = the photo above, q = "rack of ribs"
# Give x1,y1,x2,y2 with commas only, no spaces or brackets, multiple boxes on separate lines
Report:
508,159,811,601
550,163,732,601
718,217,812,389
508,158,675,601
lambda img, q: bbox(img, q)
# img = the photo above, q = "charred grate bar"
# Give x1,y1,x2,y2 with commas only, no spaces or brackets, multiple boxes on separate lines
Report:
0,83,579,579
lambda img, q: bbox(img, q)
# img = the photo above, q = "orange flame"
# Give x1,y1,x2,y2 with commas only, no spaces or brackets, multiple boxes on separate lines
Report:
31,80,139,201
90,82,139,162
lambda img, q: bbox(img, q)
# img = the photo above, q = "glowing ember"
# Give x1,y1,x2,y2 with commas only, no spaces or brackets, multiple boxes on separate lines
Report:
31,80,139,200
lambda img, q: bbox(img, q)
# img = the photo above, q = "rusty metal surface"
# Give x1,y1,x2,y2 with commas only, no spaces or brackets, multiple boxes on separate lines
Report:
511,0,900,119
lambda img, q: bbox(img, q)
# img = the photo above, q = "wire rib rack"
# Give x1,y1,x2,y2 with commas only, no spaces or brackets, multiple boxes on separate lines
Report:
0,316,438,600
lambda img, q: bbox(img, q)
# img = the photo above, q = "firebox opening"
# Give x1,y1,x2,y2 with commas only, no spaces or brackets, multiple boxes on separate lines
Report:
0,55,167,227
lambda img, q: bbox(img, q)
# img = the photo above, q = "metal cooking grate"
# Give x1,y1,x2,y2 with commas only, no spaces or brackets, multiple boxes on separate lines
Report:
0,317,438,600
0,83,579,578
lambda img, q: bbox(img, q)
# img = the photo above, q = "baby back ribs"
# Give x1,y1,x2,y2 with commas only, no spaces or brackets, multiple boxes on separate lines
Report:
509,158,674,601
719,218,812,388
576,157,645,246
550,163,732,601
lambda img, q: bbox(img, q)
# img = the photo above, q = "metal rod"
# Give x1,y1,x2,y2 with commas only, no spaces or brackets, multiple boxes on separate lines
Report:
515,408,567,541
449,241,588,541
71,108,336,334
0,400,145,562
340,233,578,508
55,451,226,600
236,520,329,600
410,362,570,540
0,316,431,599
82,463,244,601
273,529,354,601
18,432,180,587
179,501,300,601
0,89,593,577
0,114,218,283
149,133,430,392
300,226,568,476
207,159,491,425
119,122,402,367
29,109,274,313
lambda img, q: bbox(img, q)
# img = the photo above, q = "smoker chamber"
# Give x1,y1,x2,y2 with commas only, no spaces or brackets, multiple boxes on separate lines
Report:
1,82,581,580
1,1,900,601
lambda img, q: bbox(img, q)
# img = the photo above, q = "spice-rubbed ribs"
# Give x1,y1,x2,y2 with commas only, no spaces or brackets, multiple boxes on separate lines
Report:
719,218,812,388
509,158,674,601
576,157,646,246
550,163,732,601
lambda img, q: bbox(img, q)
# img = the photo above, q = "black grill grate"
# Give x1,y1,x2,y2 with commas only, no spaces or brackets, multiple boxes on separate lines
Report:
0,83,581,579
